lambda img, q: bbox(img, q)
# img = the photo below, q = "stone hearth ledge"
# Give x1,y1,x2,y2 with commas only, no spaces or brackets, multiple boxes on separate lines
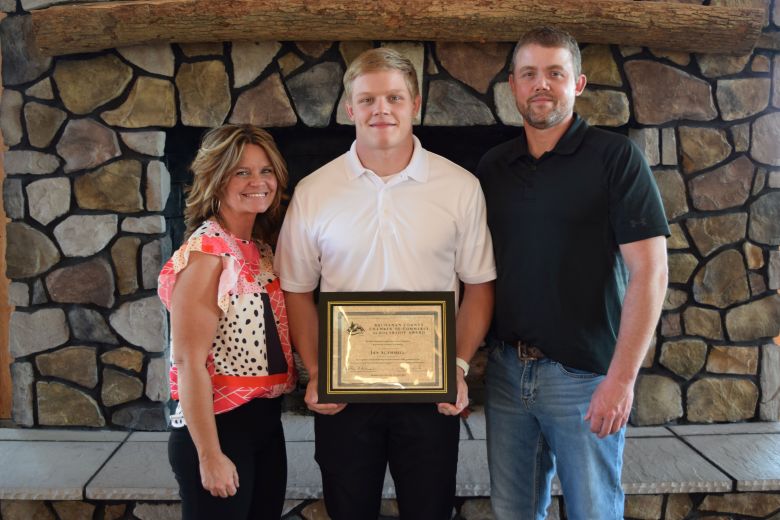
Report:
1,412,779,501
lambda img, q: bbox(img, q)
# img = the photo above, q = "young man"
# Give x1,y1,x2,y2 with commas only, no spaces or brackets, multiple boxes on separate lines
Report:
477,27,669,520
275,48,495,520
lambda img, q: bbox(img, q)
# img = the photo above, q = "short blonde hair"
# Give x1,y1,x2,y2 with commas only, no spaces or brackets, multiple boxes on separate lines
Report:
184,124,288,243
343,48,419,101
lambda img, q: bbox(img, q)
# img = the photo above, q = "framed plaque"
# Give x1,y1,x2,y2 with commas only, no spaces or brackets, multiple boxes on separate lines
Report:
318,291,456,403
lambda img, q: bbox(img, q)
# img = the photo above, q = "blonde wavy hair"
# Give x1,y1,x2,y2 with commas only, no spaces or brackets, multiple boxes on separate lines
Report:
184,124,288,243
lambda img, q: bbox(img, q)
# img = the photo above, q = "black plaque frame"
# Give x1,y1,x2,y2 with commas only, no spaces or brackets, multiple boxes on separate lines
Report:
317,291,456,403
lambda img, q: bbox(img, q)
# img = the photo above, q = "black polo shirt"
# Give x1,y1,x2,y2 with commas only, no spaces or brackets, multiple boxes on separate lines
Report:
477,114,669,374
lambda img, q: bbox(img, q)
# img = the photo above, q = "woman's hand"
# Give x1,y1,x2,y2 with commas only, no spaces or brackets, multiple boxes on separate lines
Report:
305,374,347,415
199,451,240,498
171,252,237,498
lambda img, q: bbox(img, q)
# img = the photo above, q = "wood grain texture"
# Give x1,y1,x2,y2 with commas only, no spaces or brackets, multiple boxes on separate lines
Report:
30,0,764,56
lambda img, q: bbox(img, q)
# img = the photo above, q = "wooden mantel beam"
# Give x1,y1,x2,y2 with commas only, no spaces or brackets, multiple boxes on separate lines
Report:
31,0,764,57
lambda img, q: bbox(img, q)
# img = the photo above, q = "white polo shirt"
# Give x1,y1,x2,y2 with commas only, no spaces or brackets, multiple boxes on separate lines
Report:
275,137,496,295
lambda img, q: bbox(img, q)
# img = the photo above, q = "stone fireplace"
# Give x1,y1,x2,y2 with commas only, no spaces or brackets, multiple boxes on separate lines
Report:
2,3,780,431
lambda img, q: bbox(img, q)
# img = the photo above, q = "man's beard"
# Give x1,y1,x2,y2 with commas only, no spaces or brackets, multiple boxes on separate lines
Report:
518,96,570,130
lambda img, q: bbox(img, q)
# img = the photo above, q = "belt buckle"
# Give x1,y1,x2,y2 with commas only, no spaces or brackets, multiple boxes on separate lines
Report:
517,341,541,361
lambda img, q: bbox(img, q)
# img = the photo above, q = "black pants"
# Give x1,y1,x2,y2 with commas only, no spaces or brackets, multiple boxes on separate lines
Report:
168,397,286,520
314,403,460,520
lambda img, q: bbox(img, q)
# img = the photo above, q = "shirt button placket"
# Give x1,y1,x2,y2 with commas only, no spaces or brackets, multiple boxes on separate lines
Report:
378,188,388,238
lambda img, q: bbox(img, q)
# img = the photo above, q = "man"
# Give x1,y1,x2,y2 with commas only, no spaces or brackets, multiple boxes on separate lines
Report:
477,27,669,520
275,48,495,520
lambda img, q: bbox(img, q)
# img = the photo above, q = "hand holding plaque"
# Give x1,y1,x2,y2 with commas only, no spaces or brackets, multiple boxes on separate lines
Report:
317,292,456,403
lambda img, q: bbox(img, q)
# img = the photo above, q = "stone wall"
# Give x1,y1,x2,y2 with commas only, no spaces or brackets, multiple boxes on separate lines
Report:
1,0,779,429
3,493,780,520
0,10,11,420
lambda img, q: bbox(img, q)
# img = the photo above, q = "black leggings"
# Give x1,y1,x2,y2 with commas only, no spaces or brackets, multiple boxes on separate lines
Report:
168,397,286,520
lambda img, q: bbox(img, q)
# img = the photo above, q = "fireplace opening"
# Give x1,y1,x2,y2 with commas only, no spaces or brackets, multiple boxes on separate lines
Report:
164,124,524,251
163,123,528,406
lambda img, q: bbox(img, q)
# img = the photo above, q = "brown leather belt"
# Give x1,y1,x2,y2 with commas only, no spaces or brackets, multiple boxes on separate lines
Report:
514,340,546,361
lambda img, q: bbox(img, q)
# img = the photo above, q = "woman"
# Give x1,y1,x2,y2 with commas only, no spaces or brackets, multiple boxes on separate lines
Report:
158,124,296,519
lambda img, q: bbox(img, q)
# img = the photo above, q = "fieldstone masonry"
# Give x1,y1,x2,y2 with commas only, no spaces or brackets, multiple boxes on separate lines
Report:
1,2,779,439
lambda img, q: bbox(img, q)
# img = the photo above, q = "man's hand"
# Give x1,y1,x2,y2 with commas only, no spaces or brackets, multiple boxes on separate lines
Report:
305,374,347,415
199,451,239,498
584,375,634,438
437,369,468,416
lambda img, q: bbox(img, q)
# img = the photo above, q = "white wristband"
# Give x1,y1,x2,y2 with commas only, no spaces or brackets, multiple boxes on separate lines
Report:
455,357,470,376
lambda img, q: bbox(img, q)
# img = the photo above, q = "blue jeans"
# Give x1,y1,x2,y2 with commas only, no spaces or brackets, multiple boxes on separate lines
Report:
485,342,625,520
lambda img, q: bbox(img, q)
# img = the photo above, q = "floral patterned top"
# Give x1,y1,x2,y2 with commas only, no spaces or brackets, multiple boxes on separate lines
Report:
158,220,296,425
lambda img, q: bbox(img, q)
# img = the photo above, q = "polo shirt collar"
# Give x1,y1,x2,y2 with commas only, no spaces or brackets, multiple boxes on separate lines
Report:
508,113,589,161
345,135,429,182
